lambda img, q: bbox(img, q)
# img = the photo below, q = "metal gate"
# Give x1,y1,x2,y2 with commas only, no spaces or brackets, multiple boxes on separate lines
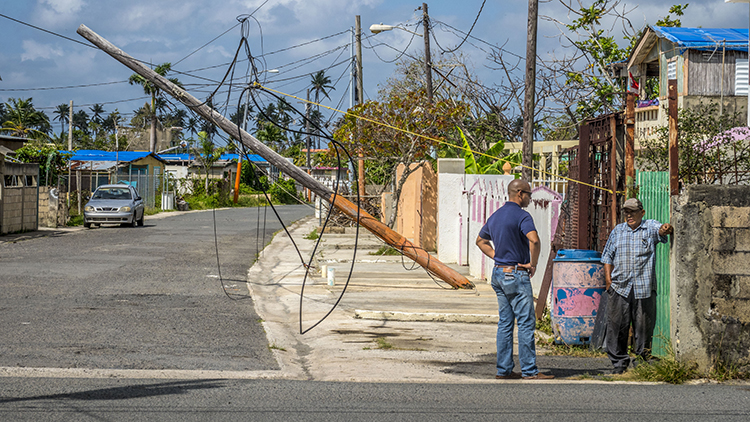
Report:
554,113,624,251
637,171,671,358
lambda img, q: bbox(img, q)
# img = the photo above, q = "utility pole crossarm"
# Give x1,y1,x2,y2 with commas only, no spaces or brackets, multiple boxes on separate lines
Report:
76,24,474,290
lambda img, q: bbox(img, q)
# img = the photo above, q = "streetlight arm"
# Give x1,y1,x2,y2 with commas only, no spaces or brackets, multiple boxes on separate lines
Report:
369,23,422,37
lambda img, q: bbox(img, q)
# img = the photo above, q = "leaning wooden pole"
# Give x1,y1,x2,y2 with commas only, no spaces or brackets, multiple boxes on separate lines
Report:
77,24,473,290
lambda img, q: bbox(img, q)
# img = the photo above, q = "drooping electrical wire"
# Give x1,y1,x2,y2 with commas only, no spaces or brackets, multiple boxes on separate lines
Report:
441,0,486,54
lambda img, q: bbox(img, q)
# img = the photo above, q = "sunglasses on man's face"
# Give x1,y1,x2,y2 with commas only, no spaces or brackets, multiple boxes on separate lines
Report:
624,209,642,216
521,190,532,197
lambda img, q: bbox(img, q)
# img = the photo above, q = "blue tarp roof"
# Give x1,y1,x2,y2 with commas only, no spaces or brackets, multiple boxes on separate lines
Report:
66,150,267,164
68,150,162,163
652,26,749,52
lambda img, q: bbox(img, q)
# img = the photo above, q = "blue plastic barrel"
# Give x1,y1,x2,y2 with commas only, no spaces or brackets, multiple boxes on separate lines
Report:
551,249,606,345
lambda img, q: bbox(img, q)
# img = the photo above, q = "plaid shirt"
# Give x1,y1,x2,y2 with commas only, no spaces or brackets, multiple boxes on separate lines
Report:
600,219,667,299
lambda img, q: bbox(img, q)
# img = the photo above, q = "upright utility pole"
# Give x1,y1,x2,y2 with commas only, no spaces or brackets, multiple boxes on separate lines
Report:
625,92,636,197
76,24,473,290
522,0,539,181
305,88,311,170
668,79,679,196
67,100,73,208
422,3,433,104
67,100,73,150
355,15,366,198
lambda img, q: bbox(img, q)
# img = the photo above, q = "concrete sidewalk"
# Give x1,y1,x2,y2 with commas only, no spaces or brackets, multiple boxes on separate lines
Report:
247,216,611,383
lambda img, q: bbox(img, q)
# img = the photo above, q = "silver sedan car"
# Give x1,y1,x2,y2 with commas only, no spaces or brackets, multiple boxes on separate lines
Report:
83,184,145,228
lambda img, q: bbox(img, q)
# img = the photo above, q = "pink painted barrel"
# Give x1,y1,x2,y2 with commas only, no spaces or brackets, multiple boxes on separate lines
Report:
551,249,606,345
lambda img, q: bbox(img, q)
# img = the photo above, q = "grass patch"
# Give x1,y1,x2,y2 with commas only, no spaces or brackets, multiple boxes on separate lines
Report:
536,309,552,336
539,339,607,358
304,228,319,240
627,355,698,384
375,337,394,350
369,245,401,256
708,357,748,382
66,214,84,226
268,344,286,352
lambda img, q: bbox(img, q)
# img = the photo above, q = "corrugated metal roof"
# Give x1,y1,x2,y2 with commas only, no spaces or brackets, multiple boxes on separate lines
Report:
652,26,749,52
70,160,117,171
157,153,267,162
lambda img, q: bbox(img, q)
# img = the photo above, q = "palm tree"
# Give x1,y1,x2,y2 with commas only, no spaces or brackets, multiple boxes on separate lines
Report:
89,103,105,124
129,62,182,152
53,103,70,135
310,70,334,103
310,70,334,149
1,98,51,140
186,117,199,137
73,110,90,135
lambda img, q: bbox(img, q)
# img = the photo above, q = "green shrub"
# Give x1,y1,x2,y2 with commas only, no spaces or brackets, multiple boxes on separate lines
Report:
268,178,299,204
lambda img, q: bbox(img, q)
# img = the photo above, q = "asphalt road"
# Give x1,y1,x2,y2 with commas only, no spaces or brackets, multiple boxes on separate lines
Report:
0,205,311,371
0,377,749,421
2,206,750,420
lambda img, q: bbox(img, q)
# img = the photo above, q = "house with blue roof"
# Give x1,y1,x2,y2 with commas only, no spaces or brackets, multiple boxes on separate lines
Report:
624,26,749,143
68,150,166,206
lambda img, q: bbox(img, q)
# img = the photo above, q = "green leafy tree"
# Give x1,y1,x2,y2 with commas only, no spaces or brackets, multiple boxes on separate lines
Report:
1,98,51,140
334,90,470,227
541,2,688,130
459,128,521,174
638,102,750,185
193,131,226,193
14,142,70,185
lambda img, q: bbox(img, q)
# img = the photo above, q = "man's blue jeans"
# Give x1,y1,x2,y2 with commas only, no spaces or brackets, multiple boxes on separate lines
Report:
490,266,538,377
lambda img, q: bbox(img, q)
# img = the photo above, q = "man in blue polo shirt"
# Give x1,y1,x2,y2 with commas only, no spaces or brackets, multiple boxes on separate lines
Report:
601,197,673,374
476,179,553,380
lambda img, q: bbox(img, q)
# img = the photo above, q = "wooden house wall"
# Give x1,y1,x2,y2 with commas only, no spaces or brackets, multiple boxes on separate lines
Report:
688,49,748,96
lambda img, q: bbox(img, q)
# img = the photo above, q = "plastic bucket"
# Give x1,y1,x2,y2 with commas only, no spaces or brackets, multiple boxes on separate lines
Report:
551,249,606,345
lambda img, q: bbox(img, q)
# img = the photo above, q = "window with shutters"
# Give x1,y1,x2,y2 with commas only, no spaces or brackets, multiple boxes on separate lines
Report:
667,61,677,80
736,58,748,96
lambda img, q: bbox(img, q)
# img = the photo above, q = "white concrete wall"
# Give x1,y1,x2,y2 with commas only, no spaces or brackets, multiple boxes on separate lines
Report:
436,159,562,296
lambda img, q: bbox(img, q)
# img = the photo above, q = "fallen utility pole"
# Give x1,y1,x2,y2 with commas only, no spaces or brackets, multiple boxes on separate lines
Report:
77,24,473,290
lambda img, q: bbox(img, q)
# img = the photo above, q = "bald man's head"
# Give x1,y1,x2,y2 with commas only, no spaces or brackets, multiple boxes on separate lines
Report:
508,179,532,207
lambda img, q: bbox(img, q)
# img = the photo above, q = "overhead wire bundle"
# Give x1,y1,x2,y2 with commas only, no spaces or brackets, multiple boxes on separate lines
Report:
194,13,363,334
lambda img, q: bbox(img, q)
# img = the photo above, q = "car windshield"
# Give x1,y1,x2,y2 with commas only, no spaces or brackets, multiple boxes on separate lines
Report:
92,187,132,200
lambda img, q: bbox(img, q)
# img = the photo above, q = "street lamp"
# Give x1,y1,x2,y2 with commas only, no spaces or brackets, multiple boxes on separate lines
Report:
369,3,433,104
369,23,422,37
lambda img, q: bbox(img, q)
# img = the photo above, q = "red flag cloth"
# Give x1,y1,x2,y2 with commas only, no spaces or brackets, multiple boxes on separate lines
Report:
629,72,639,91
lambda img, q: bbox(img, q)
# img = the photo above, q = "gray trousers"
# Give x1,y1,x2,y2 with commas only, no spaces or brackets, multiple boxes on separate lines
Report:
605,288,656,370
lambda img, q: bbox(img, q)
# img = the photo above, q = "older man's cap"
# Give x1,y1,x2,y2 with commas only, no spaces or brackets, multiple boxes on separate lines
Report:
623,198,643,211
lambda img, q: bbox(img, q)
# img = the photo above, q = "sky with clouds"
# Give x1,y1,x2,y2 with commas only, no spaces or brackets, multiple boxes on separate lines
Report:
1,0,748,137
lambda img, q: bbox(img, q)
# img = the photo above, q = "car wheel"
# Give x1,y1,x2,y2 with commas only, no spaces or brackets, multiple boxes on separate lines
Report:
130,215,138,228
84,222,91,229
137,212,144,227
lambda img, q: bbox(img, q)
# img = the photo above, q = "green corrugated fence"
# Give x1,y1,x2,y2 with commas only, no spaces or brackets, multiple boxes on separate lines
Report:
637,171,671,358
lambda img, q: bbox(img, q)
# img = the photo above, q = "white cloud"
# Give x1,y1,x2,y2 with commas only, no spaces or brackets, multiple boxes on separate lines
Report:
35,0,86,28
21,40,64,61
41,0,85,14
